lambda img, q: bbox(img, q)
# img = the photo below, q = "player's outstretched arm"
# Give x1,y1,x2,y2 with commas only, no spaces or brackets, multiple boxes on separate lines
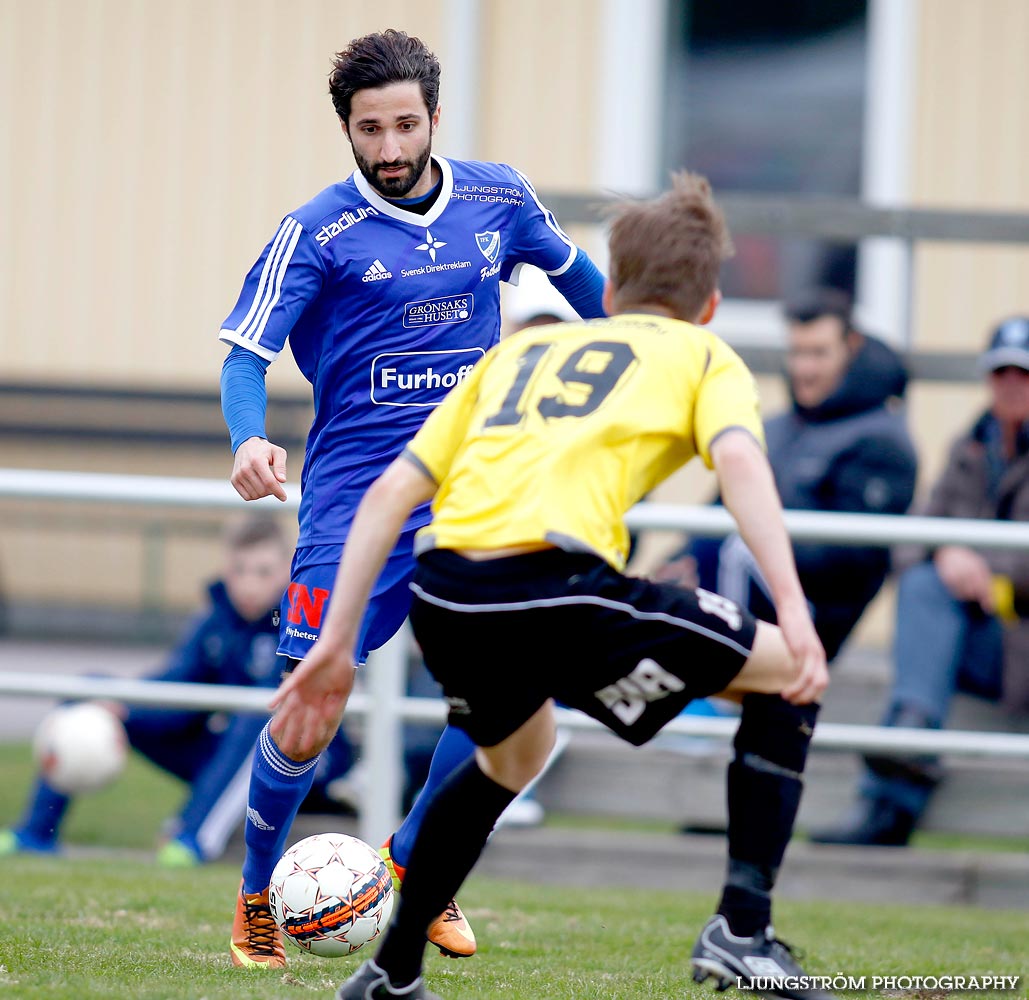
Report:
269,456,437,758
711,430,828,704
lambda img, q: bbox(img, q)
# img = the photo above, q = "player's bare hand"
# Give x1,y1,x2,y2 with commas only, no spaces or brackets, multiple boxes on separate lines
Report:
777,602,828,705
231,436,289,502
269,641,356,759
934,545,994,610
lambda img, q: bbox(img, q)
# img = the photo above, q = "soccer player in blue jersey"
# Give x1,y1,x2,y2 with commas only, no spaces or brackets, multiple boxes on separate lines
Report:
219,28,605,968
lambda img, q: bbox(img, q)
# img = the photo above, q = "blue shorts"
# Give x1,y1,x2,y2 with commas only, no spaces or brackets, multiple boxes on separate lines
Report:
277,528,419,663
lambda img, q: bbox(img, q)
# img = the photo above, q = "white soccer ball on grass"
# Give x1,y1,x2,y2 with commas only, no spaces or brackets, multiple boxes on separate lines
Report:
269,832,395,957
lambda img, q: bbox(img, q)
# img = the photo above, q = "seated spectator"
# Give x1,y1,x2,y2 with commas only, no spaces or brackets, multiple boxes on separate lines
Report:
0,513,354,865
657,287,918,662
813,316,1029,846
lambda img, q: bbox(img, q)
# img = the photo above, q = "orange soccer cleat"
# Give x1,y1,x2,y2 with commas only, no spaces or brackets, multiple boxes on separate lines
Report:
380,836,477,959
230,879,287,969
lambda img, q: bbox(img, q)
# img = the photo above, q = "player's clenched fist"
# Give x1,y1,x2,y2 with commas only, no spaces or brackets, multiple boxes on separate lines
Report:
231,436,289,501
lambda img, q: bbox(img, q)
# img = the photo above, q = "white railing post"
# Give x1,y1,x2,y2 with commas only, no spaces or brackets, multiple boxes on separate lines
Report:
359,622,409,848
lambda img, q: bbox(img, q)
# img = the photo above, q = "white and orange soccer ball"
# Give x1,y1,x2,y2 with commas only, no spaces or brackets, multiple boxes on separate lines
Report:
268,832,395,957
32,702,128,795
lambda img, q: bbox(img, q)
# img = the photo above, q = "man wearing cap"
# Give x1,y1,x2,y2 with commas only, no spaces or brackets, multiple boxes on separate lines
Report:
814,316,1029,846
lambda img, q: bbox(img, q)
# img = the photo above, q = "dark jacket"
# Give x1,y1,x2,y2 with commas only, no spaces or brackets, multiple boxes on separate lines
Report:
898,411,1029,713
153,581,280,688
763,335,918,658
134,581,281,735
685,335,918,661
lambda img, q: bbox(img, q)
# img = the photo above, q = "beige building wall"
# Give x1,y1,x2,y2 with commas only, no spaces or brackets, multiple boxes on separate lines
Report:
478,1,600,184
906,0,1029,487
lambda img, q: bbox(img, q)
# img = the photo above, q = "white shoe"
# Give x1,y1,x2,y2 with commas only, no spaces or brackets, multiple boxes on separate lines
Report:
326,762,368,812
496,796,545,828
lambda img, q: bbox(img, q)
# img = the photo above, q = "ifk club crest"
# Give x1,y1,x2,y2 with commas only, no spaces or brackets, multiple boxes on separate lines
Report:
475,230,501,264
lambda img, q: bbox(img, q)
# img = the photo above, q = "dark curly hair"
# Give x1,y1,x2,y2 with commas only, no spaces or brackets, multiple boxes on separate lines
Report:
329,29,441,123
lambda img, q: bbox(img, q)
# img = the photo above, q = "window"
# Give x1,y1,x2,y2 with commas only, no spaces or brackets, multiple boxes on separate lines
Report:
665,0,868,301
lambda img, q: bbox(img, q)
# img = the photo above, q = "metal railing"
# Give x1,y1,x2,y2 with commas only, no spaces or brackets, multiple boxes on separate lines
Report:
8,466,1029,549
4,467,1029,844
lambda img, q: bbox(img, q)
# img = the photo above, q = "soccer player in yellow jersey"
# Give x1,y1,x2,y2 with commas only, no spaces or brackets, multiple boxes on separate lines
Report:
273,172,834,1000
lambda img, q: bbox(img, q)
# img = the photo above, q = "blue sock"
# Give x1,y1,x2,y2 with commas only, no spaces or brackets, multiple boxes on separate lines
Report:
389,725,476,866
241,724,319,893
15,778,70,850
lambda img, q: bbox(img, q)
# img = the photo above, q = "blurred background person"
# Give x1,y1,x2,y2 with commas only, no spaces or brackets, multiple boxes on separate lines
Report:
0,514,354,865
814,317,1029,847
657,287,917,664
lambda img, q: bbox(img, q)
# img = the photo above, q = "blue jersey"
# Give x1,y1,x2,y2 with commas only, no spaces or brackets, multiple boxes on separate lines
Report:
220,157,582,546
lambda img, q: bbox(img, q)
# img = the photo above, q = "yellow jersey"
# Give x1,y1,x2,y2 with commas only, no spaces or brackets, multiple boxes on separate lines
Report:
405,313,764,570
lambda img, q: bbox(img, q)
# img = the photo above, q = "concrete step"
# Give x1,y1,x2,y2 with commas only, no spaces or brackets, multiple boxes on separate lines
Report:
533,733,1029,837
478,826,1029,910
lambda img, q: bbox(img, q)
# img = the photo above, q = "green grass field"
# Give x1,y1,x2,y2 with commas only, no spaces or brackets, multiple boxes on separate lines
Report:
0,858,1025,1000
1,743,1026,999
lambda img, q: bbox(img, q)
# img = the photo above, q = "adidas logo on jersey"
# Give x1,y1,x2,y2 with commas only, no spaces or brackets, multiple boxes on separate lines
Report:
362,259,393,282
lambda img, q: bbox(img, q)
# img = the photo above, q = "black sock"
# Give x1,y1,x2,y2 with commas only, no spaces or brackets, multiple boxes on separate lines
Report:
717,882,771,938
720,695,819,936
374,757,516,986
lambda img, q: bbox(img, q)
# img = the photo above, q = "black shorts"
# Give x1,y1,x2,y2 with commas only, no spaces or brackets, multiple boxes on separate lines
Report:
409,549,758,748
